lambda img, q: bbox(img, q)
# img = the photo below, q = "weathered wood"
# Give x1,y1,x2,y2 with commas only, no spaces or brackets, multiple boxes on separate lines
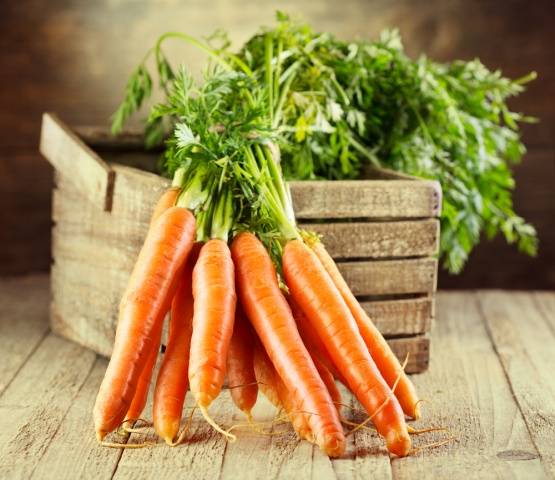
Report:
332,383,392,479
300,219,439,259
0,276,50,396
289,179,442,219
113,395,229,480
388,335,429,374
338,258,437,296
75,149,441,220
477,291,555,478
40,114,115,211
74,125,147,151
362,296,433,336
391,292,545,479
0,334,97,479
31,358,125,480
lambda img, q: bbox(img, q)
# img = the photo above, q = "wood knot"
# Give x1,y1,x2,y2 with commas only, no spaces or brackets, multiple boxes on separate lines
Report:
496,450,539,461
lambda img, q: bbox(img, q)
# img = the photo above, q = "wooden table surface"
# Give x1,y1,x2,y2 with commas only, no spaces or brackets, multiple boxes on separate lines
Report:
0,275,553,479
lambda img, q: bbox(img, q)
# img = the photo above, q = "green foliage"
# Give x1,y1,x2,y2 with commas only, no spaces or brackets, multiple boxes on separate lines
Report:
110,13,538,273
236,16,538,273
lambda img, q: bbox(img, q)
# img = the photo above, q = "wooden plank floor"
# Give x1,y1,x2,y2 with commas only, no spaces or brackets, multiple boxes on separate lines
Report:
0,275,553,479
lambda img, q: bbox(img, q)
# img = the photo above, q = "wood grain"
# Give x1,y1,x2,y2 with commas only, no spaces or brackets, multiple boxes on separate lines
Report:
391,293,545,479
361,296,433,336
338,259,437,296
0,334,96,479
30,359,126,480
40,113,115,211
477,291,555,478
289,179,441,219
0,276,50,396
301,219,439,259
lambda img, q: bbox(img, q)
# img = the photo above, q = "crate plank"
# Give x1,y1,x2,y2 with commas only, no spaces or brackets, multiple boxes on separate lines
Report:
289,179,442,219
40,113,115,211
338,258,438,296
95,154,441,221
362,297,433,336
302,219,439,258
388,335,429,374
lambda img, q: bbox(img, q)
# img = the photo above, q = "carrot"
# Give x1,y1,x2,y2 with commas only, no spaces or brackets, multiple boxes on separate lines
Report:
231,232,345,457
227,306,258,419
150,187,181,226
253,342,311,440
93,206,195,441
283,239,410,457
252,342,281,408
289,297,347,386
312,356,342,416
123,326,162,424
188,239,236,414
122,187,183,425
153,244,199,444
312,241,421,420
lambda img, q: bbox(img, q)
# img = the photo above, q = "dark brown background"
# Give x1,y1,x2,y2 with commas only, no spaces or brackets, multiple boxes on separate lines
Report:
1,0,553,288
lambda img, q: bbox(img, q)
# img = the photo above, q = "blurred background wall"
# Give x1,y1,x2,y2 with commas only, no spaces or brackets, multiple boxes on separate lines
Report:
1,0,553,288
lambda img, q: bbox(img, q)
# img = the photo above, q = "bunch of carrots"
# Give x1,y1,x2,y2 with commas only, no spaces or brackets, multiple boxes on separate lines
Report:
93,43,425,459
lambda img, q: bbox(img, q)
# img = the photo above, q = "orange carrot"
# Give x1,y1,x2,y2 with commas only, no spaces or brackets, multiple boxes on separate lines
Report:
252,342,281,408
283,239,410,457
312,241,421,420
253,342,311,440
122,187,182,424
188,239,236,411
231,232,345,457
153,244,199,444
312,356,342,416
93,206,195,441
289,297,347,386
123,326,163,424
150,187,181,226
227,306,258,419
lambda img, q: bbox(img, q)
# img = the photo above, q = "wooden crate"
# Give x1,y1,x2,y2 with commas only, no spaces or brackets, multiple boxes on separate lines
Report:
40,113,441,373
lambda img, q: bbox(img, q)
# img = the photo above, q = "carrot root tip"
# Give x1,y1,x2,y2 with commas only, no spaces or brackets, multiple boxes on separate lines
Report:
199,405,237,442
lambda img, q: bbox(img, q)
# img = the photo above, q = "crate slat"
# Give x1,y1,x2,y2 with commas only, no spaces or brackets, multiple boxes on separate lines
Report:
40,113,115,211
91,154,442,221
337,258,437,296
289,179,442,219
361,297,433,336
302,220,439,259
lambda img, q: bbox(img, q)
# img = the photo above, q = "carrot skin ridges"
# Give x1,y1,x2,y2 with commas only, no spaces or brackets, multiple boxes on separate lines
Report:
93,206,195,440
289,297,347,386
227,306,258,416
283,239,410,457
189,239,236,408
312,242,421,420
253,343,281,408
231,232,345,457
153,244,199,444
312,356,342,415
124,326,162,422
253,342,311,440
